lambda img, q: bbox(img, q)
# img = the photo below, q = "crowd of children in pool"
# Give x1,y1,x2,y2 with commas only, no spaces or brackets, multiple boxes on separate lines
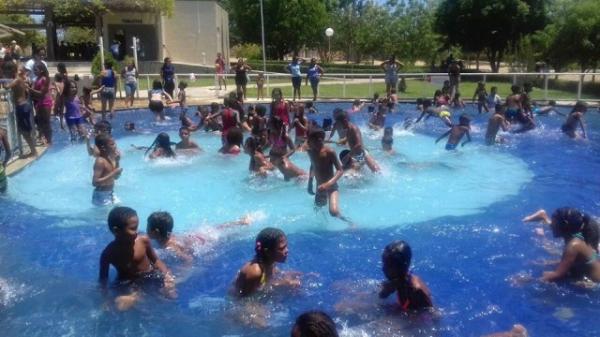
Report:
2,59,597,336
78,74,600,336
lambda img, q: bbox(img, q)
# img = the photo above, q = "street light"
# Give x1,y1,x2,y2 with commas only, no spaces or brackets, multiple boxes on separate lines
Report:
325,27,334,62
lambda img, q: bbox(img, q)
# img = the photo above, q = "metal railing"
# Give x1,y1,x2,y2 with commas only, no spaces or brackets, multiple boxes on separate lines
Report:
64,71,600,102
126,72,600,102
0,89,25,162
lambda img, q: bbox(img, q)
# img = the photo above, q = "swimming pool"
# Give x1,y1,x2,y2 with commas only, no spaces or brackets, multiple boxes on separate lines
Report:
0,102,599,337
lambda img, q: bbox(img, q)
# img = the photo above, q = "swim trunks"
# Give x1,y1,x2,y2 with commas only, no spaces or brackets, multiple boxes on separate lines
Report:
149,100,164,113
15,102,33,133
505,108,519,120
445,143,457,151
92,188,115,206
315,183,339,207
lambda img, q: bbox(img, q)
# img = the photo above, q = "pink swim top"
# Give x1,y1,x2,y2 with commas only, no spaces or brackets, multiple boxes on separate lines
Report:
34,77,53,109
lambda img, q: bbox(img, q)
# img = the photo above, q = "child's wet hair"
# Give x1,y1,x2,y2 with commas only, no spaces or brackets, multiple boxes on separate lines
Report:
490,86,497,92
147,211,174,239
94,120,112,134
293,311,339,337
333,108,347,122
353,99,361,106
178,81,188,89
152,80,163,90
308,128,325,142
271,87,283,98
459,114,471,125
108,206,137,232
255,227,286,262
382,240,412,278
551,208,599,247
54,73,64,82
511,85,521,94
256,104,267,116
227,128,244,146
94,133,112,150
549,100,556,106
124,122,135,131
210,102,220,111
146,132,175,157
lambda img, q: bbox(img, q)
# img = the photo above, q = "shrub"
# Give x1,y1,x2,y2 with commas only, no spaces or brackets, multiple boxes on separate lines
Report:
231,43,262,60
90,50,121,77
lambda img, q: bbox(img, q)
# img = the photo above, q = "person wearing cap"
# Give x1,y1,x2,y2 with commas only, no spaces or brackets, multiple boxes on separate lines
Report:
561,101,588,139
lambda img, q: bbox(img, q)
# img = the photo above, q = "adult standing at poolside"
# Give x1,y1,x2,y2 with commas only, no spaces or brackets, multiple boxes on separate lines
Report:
121,60,138,108
305,58,324,101
100,61,117,119
381,55,402,96
448,59,461,99
215,52,227,91
234,58,251,100
287,56,304,101
160,57,176,98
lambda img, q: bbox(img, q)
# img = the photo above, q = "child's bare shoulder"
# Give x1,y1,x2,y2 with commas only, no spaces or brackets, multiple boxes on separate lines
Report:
239,262,262,279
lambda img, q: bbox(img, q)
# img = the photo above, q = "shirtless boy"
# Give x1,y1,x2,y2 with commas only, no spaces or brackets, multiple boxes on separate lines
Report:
335,110,380,173
175,126,201,151
561,101,587,139
99,206,175,311
436,114,471,150
307,128,351,224
485,104,509,145
92,134,122,206
5,66,37,157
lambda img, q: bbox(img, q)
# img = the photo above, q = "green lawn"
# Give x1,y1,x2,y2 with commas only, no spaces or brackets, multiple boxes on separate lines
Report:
265,79,599,101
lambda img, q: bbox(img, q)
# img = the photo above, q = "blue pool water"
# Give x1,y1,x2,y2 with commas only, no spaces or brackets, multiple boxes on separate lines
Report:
0,103,599,336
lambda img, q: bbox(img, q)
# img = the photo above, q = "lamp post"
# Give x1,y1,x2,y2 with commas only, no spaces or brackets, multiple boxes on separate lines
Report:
325,27,334,62
259,0,267,75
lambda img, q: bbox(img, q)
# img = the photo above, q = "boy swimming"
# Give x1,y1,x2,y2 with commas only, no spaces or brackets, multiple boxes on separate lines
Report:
561,101,587,139
435,114,471,150
335,109,380,173
485,104,509,145
146,211,251,264
175,127,201,152
99,206,176,311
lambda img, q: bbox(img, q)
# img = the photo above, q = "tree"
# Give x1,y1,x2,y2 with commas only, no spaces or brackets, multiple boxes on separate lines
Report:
546,0,600,73
225,0,328,59
435,0,547,72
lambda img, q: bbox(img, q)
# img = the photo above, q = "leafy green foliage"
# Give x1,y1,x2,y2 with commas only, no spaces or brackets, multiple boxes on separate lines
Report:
91,50,121,77
434,0,547,72
231,43,262,60
226,0,328,59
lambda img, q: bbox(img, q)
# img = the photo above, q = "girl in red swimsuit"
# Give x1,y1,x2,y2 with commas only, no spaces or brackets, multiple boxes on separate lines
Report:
379,241,433,312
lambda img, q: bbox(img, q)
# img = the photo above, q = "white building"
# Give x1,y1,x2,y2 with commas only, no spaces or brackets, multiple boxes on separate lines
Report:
101,0,230,65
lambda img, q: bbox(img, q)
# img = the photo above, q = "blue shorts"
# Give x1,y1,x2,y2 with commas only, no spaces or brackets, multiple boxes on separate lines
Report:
506,108,519,119
66,117,82,127
92,188,115,206
101,87,115,100
445,143,457,151
309,77,320,89
16,102,34,133
124,82,137,97
291,76,302,89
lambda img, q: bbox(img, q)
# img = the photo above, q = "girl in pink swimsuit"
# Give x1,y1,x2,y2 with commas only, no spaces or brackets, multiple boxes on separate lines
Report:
29,63,53,145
